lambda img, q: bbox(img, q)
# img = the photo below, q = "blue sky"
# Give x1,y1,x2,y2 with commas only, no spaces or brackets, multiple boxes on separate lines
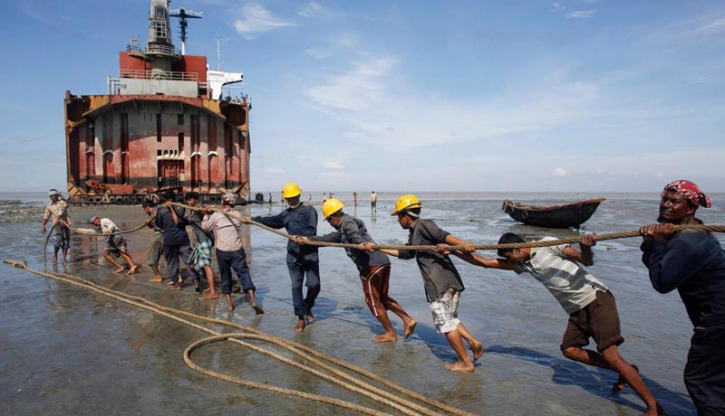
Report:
1,0,724,193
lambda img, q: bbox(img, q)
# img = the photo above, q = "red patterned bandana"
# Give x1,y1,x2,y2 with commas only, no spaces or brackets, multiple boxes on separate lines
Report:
662,180,712,208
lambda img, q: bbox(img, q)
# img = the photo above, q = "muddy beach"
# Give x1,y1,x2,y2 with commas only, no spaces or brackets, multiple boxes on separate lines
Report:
3,192,723,415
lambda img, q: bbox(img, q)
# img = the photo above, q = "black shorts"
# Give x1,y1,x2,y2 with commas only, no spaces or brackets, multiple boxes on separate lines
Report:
561,290,624,352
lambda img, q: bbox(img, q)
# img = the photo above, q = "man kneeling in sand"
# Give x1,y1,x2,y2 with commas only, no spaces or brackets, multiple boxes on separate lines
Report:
456,233,663,415
88,215,139,275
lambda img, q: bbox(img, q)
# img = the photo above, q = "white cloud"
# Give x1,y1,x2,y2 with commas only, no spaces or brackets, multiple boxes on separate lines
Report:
304,57,399,111
233,4,294,39
332,33,361,50
553,167,569,177
566,10,597,19
303,55,613,153
305,48,332,59
323,160,346,169
298,2,335,19
552,3,565,12
692,17,725,35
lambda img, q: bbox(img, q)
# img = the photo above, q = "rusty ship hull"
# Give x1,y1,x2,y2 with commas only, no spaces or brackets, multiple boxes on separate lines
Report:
64,0,250,205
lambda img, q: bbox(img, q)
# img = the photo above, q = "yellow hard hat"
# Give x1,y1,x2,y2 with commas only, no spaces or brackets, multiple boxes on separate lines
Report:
391,194,421,216
282,183,302,198
322,198,344,219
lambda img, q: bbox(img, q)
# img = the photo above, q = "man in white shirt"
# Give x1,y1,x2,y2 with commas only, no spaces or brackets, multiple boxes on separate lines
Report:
88,215,139,275
41,189,71,265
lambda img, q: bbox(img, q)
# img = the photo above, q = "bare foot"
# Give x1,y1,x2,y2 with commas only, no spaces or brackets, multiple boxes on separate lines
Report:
306,309,315,324
445,361,474,373
149,276,163,283
113,267,125,273
200,292,219,300
640,402,666,416
173,281,183,290
373,333,397,343
252,304,265,315
52,257,58,264
127,265,139,275
612,365,639,395
404,320,417,339
294,320,306,332
61,259,68,265
471,341,484,361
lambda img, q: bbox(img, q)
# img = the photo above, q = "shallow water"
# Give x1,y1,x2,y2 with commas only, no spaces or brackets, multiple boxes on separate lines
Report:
2,192,724,415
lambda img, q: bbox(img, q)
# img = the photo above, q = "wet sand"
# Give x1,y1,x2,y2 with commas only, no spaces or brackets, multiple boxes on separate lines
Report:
3,194,723,415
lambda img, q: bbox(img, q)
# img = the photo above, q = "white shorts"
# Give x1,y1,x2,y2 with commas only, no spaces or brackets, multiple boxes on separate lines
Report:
429,289,461,334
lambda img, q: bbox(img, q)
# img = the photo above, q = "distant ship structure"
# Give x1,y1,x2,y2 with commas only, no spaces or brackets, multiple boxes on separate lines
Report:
65,0,250,205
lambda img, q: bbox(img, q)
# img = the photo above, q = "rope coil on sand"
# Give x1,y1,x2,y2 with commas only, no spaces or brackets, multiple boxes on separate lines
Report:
4,259,473,416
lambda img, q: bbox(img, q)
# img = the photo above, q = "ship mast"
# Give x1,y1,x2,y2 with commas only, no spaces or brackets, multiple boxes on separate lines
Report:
170,7,203,55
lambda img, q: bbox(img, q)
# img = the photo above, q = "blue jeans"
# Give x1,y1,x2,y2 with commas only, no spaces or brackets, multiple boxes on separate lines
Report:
288,260,320,317
164,244,202,283
216,248,256,295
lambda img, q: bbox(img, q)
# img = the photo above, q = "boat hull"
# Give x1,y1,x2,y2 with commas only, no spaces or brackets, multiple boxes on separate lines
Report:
501,198,605,229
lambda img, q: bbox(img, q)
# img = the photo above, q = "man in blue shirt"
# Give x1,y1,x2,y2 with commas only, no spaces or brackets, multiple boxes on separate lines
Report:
640,180,725,415
246,183,320,331
155,192,202,290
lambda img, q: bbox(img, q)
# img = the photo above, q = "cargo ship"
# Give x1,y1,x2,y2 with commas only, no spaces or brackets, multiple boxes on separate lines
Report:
64,0,250,205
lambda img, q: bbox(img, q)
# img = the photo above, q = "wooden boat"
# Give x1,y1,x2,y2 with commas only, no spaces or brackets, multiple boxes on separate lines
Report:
501,198,606,229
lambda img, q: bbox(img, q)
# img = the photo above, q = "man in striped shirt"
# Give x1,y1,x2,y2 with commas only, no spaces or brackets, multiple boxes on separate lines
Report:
456,233,662,415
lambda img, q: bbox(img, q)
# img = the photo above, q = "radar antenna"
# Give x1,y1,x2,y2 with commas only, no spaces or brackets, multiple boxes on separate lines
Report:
169,7,202,55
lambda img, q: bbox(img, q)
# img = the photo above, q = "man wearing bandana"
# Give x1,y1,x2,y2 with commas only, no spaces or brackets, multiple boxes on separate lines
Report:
640,180,725,415
41,189,71,265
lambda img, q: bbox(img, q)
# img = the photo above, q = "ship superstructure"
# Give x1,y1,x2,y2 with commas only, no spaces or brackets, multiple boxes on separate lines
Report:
65,0,250,204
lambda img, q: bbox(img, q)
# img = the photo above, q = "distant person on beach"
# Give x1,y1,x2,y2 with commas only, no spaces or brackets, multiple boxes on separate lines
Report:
246,183,320,331
41,189,71,265
322,193,328,205
295,198,417,342
87,215,139,275
202,193,263,313
371,194,483,372
640,180,725,415
269,193,273,205
308,193,312,204
353,192,358,207
185,192,219,300
142,200,164,283
155,192,203,290
457,233,662,415
370,191,377,212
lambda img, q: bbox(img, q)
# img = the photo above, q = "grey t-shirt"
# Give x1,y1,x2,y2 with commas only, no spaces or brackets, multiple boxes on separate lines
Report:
398,218,465,302
312,215,389,273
